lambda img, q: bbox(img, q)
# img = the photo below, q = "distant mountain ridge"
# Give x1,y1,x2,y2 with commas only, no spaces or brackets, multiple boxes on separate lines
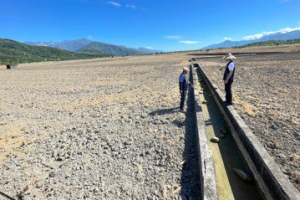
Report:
0,39,111,64
77,41,143,56
25,38,160,56
238,39,300,48
202,30,300,49
25,39,93,52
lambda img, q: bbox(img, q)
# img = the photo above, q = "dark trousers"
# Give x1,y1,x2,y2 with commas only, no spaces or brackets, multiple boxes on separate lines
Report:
180,90,187,109
225,81,233,103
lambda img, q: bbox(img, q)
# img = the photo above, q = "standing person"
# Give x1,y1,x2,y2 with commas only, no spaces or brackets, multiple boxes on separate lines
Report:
220,53,236,105
179,67,193,112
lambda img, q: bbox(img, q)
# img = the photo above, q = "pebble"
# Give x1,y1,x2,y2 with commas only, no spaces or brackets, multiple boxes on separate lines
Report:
233,168,254,182
210,137,220,143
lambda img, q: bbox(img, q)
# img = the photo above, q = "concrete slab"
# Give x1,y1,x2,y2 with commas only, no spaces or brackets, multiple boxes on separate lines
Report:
190,65,219,200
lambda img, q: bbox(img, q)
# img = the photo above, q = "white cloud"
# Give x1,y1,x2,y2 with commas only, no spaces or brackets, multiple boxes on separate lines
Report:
108,1,121,7
164,35,181,40
243,27,300,40
179,41,199,44
224,37,232,41
126,4,137,9
87,35,93,39
145,47,153,50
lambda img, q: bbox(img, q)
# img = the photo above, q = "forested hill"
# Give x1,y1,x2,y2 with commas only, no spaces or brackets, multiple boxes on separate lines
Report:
77,41,142,56
0,39,113,64
237,39,300,48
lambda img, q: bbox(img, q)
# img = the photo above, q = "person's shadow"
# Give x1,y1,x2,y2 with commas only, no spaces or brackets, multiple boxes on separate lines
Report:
179,85,201,199
0,191,15,200
148,107,178,116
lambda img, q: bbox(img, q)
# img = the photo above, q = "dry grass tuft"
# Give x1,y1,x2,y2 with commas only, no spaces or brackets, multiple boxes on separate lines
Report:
289,154,300,162
295,172,300,182
137,165,145,182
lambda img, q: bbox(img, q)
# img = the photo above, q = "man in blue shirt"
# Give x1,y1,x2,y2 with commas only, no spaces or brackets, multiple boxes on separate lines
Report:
179,67,193,111
220,53,236,105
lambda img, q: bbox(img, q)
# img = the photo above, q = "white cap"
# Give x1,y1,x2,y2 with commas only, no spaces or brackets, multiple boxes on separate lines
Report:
183,67,189,72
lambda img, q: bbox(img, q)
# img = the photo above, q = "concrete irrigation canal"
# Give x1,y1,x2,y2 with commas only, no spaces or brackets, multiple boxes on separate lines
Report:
189,63,299,200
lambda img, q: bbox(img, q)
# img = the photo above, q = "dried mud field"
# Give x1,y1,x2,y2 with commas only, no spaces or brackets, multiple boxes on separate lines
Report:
0,46,299,199
198,51,300,190
0,54,202,200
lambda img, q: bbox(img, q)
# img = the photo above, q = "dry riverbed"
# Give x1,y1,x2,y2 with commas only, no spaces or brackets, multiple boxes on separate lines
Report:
0,54,201,199
0,47,299,199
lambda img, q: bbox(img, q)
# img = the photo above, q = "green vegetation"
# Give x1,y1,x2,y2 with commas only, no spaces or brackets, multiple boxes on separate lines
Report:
77,41,142,56
236,39,300,48
0,39,112,65
76,50,114,57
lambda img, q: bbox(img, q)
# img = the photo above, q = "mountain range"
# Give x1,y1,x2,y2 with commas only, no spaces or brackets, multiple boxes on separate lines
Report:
25,39,160,56
202,30,300,49
0,39,111,64
77,42,143,56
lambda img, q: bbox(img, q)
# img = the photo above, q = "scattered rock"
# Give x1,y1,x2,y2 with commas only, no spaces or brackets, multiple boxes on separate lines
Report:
233,168,254,182
210,137,219,143
55,157,63,162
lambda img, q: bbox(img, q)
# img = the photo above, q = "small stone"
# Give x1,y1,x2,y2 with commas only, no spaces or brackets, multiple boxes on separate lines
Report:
202,100,208,104
55,157,63,162
210,137,219,143
233,168,254,182
49,172,55,177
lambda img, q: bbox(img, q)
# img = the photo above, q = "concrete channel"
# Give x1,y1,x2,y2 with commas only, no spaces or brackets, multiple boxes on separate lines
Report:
190,63,299,200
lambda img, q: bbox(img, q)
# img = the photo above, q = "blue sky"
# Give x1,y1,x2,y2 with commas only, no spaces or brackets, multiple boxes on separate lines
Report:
0,0,299,51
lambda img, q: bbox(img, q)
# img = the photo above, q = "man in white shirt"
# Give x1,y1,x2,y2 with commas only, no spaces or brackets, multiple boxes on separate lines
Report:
220,53,236,105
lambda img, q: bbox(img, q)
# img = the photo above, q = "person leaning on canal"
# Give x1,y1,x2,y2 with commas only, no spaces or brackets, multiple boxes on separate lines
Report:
220,53,236,105
179,67,193,112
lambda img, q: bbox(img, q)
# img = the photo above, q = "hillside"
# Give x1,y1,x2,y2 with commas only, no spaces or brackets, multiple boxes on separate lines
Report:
202,30,300,49
77,41,143,56
26,38,93,52
0,39,111,64
236,39,300,48
25,38,161,55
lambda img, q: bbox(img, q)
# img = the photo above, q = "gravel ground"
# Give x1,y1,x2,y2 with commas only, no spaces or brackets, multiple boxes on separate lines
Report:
0,54,201,199
199,52,300,190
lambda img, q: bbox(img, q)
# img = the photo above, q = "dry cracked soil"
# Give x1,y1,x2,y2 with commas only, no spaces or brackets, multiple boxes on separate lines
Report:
0,54,201,200
0,46,299,199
